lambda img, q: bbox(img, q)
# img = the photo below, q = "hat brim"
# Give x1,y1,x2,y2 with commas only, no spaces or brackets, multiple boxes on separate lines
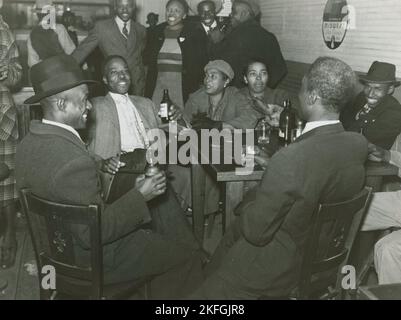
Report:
24,79,98,105
359,76,401,87
189,0,223,15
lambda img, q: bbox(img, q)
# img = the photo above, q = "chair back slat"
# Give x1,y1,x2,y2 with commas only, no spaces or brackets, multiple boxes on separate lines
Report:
297,187,372,299
20,188,103,299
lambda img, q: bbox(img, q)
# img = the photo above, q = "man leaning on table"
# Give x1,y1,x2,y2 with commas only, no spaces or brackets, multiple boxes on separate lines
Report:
190,56,368,299
361,137,401,285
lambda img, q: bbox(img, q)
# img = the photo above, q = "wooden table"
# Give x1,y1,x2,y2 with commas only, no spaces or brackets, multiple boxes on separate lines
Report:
191,157,399,244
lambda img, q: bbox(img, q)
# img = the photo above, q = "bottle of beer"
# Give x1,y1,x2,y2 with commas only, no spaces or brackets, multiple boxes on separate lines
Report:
160,89,171,124
279,99,296,146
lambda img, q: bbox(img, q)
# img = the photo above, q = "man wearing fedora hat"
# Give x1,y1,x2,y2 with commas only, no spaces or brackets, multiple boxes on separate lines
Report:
27,0,76,67
341,61,401,150
213,0,287,89
16,54,203,298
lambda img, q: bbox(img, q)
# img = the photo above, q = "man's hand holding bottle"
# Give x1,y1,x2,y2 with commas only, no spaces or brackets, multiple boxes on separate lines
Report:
135,172,167,201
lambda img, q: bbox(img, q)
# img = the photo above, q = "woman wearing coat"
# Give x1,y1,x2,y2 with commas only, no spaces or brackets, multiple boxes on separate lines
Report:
144,0,208,108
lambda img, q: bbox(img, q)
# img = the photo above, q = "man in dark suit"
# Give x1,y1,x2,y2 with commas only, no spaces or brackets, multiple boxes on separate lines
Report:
190,57,368,299
72,0,146,96
16,55,203,299
192,0,225,58
341,61,401,150
213,0,287,89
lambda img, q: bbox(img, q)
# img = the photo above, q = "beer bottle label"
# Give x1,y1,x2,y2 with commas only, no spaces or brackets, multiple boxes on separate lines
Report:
160,102,168,118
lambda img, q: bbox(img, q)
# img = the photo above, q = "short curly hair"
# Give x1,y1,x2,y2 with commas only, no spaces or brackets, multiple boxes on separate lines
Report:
166,0,189,14
304,56,356,113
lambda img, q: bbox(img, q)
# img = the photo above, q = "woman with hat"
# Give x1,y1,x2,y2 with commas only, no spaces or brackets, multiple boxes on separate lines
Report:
184,59,257,130
171,60,257,215
341,61,401,150
0,0,22,269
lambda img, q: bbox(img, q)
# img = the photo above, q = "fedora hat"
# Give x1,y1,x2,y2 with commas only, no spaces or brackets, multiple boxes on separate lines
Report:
360,61,400,87
189,0,223,14
24,54,97,105
34,0,54,12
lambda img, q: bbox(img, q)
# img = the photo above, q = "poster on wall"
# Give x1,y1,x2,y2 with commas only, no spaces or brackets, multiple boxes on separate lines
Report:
322,0,349,50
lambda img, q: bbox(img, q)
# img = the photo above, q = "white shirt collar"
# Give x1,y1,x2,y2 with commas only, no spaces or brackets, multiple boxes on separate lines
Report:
202,20,217,33
42,119,83,142
109,91,129,102
115,16,131,35
302,120,340,135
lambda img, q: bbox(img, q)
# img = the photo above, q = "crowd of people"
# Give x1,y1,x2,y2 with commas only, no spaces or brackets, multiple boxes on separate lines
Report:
1,0,401,299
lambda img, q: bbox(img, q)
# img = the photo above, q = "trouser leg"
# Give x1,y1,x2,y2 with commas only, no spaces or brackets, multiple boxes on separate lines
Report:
374,229,401,284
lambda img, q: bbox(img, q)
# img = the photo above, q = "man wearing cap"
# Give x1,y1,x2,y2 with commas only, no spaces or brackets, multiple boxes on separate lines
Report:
213,0,287,89
72,0,147,96
341,61,401,150
27,0,76,67
15,55,203,298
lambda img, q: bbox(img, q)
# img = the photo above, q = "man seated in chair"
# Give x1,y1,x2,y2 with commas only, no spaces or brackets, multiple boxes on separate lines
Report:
190,57,368,299
87,54,195,222
341,61,401,150
15,55,203,299
360,137,401,284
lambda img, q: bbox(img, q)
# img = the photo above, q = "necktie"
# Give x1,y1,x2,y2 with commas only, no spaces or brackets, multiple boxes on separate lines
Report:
122,22,129,38
356,104,373,120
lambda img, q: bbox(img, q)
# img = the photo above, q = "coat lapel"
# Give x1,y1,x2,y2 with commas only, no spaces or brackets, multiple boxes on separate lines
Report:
110,18,128,50
105,93,121,133
127,20,137,53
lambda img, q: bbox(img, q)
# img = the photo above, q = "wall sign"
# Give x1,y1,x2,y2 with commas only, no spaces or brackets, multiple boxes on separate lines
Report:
322,0,349,50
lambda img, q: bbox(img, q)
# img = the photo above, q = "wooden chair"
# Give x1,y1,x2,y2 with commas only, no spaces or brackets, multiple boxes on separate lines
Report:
294,187,372,299
19,188,151,300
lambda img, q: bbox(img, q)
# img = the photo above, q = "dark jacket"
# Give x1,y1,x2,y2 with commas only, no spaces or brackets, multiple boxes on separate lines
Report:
214,19,287,89
341,92,401,150
212,124,368,297
15,121,151,271
72,18,147,96
144,21,209,103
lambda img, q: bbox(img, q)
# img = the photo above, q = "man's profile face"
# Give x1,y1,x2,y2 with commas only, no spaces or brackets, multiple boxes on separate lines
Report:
64,84,92,129
199,2,216,27
103,58,131,95
363,82,391,109
115,0,135,22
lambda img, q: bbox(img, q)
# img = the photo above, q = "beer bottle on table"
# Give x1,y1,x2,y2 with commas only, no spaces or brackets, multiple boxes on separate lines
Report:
279,99,296,146
160,89,172,124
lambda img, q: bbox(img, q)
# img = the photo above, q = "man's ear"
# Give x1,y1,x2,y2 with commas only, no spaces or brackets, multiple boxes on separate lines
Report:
307,90,318,106
56,98,66,111
183,13,187,20
103,75,108,86
388,85,395,96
